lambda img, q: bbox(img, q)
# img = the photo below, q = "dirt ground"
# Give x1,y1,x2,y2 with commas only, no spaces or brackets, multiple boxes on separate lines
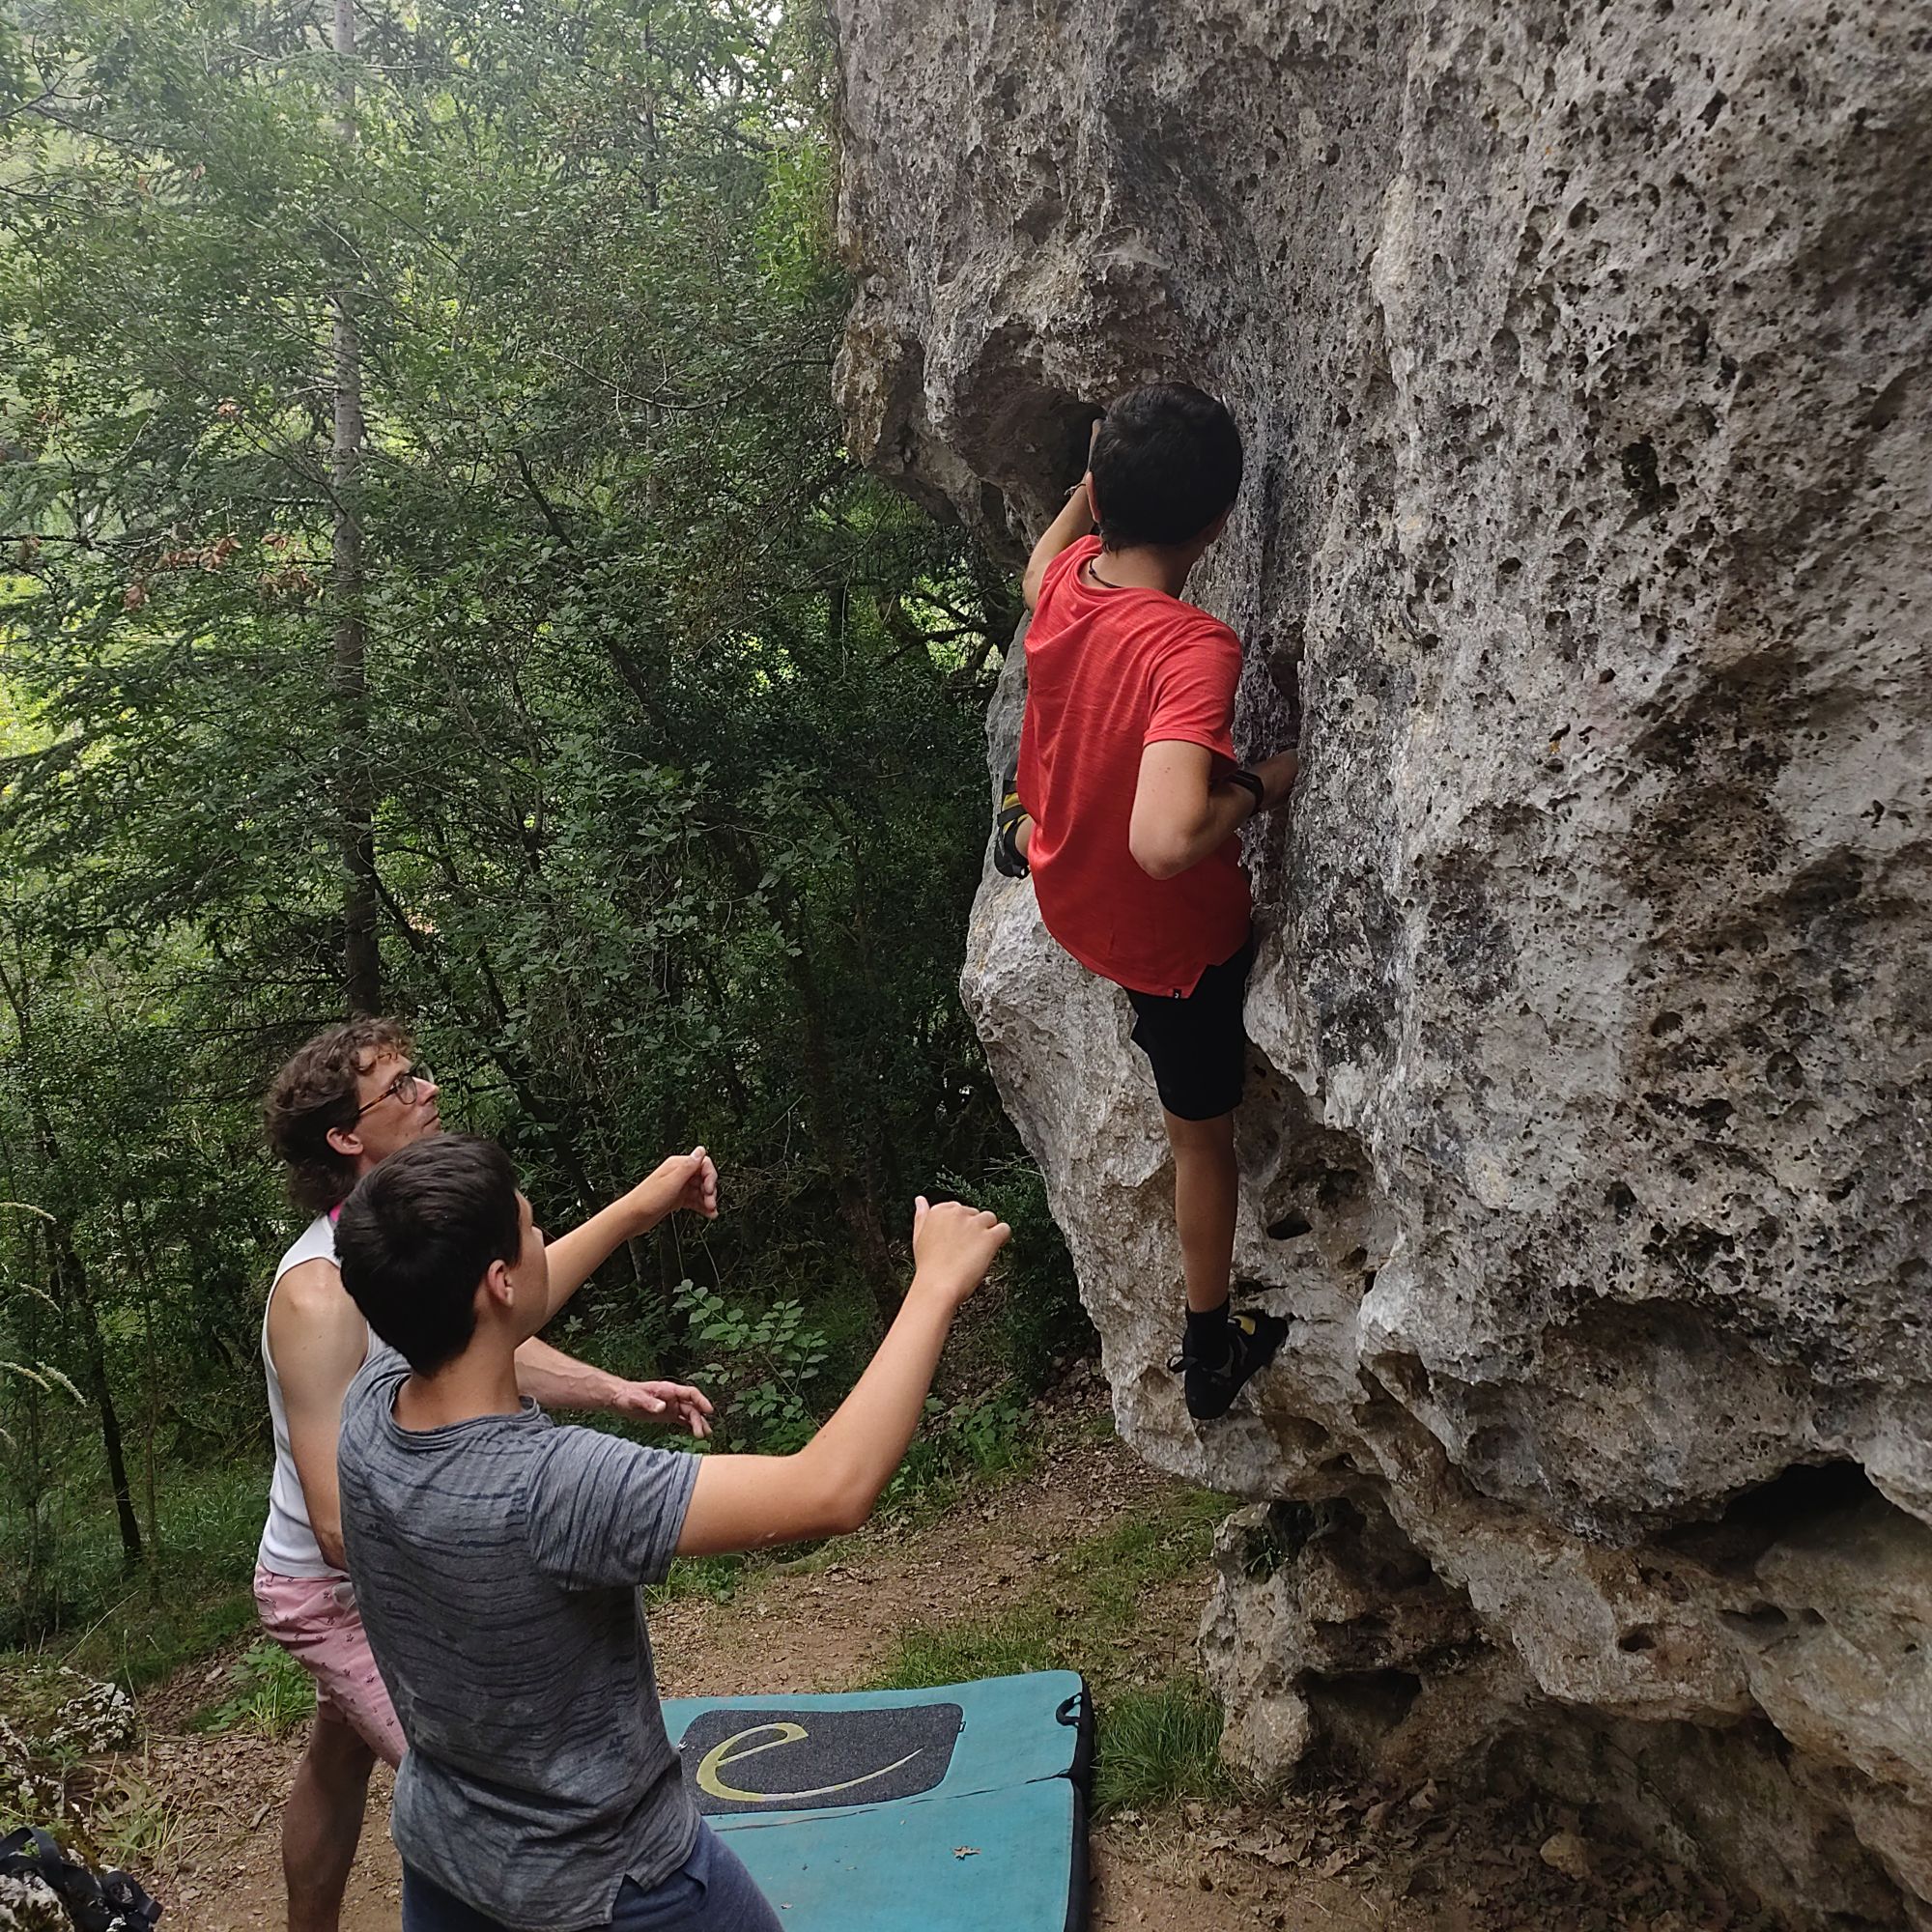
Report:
119,1411,1774,1932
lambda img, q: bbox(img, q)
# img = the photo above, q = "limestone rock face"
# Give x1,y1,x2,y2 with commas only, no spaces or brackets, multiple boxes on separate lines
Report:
829,0,1932,1920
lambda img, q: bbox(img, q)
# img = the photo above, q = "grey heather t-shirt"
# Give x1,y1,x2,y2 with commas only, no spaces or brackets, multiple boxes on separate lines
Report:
338,1347,702,1932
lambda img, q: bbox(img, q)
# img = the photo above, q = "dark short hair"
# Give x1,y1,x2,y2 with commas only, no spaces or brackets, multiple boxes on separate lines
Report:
1090,384,1244,549
264,1018,412,1214
336,1136,523,1375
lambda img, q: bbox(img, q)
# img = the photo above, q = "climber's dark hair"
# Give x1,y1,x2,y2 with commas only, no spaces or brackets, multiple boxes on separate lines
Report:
1090,384,1243,550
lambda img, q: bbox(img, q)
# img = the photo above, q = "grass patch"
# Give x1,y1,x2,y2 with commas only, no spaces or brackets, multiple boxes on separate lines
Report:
878,1388,1038,1529
651,1553,747,1605
191,1638,314,1739
868,1483,1236,1819
1093,1680,1233,1816
872,1484,1227,1695
91,1760,193,1867
876,1609,1066,1689
1070,1490,1229,1623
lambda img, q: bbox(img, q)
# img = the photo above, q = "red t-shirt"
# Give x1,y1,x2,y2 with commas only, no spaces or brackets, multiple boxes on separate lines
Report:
1016,537,1251,997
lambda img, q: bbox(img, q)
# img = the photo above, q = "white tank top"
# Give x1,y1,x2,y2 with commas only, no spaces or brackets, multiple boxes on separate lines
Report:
255,1213,374,1578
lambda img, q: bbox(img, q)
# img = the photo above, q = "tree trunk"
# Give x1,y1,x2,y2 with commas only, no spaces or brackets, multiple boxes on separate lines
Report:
49,1214,144,1575
0,952,142,1571
116,1200,165,1598
331,0,380,1015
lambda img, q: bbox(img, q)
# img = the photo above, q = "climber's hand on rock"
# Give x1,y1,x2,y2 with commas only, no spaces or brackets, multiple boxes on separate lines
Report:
910,1195,1011,1308
1255,748,1300,809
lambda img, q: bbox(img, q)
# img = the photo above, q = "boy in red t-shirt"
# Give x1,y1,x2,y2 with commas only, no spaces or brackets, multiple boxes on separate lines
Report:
993,384,1299,1422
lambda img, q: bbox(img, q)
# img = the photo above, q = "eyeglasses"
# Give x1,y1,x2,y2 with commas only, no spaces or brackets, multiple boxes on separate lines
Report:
354,1065,432,1119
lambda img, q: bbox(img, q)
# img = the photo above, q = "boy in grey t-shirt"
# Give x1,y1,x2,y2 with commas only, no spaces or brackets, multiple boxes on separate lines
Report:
334,1135,1010,1932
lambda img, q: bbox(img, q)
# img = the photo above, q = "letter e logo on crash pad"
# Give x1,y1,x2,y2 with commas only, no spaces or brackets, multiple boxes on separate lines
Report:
678,1703,964,1815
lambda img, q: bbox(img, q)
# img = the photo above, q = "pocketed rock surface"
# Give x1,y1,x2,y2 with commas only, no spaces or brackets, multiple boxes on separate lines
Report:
828,0,1932,1921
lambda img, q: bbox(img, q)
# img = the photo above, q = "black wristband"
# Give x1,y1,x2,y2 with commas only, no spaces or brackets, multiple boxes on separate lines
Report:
1226,768,1265,817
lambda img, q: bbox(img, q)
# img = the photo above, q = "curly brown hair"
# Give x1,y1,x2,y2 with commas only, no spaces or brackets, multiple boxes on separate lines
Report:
264,1018,413,1214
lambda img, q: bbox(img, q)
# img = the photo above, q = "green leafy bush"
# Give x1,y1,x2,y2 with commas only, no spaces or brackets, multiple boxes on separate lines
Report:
192,1640,314,1739
677,1281,831,1453
952,1162,1095,1394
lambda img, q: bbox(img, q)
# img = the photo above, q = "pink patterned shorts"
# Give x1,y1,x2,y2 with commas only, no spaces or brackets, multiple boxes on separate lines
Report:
252,1565,406,1767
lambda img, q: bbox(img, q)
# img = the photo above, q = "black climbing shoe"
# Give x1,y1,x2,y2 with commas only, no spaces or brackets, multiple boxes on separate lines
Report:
992,770,1031,879
1170,1306,1290,1422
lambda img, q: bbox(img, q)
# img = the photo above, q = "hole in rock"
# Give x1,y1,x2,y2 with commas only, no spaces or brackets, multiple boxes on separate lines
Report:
1266,1412,1338,1463
1659,1460,1884,1574
1463,1422,1530,1487
1320,1170,1365,1212
1262,1126,1388,1278
1620,438,1671,518
1718,1603,1791,1637
1305,1669,1425,1767
1314,1613,1390,1647
1869,368,1913,431
1236,1498,1338,1580
1372,1351,1434,1405
1616,1626,1658,1653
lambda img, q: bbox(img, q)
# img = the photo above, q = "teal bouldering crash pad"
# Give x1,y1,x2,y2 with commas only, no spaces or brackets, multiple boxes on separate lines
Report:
661,1671,1092,1930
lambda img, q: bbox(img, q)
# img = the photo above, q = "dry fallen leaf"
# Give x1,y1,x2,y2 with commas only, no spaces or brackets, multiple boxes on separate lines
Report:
1540,1829,1595,1882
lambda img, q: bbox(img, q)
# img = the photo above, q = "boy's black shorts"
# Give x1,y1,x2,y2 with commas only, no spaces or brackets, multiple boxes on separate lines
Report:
1122,931,1257,1122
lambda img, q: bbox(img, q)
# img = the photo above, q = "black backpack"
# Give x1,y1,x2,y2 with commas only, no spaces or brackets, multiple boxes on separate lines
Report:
0,1827,162,1932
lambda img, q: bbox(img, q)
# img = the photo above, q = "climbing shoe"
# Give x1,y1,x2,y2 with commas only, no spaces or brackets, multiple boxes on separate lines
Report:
1170,1304,1290,1422
992,770,1031,879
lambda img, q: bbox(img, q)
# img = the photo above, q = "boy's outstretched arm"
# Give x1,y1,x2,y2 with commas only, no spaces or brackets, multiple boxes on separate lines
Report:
1023,479,1097,611
676,1198,1010,1554
1130,740,1299,881
542,1148,719,1313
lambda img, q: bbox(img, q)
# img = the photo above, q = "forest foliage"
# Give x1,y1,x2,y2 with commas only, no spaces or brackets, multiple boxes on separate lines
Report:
0,0,1074,1665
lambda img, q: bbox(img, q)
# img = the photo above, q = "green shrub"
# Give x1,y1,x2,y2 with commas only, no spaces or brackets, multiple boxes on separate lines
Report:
880,1388,1037,1522
92,1764,190,1868
952,1160,1094,1393
676,1281,831,1453
652,1553,745,1605
192,1639,314,1739
0,1463,265,1688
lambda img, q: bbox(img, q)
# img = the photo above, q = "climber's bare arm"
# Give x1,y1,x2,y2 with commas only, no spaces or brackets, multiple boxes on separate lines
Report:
676,1201,1009,1555
1023,479,1097,610
1129,741,1299,881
